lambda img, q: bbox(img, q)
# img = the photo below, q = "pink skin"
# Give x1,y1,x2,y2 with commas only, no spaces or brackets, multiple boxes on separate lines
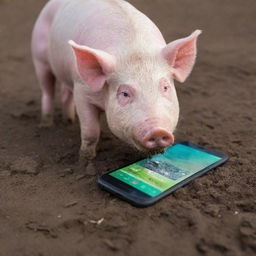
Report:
133,117,174,151
31,0,201,164
117,83,174,150
141,129,174,149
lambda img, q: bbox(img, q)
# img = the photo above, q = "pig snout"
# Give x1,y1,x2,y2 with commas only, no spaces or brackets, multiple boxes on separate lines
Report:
134,119,174,150
142,128,174,149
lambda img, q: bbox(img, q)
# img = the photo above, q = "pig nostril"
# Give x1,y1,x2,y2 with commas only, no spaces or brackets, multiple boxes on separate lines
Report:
139,128,174,149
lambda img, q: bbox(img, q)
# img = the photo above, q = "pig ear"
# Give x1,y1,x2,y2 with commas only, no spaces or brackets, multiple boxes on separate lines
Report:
162,30,202,83
69,40,116,92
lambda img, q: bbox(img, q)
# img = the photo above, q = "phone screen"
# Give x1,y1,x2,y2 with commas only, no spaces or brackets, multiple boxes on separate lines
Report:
110,143,222,197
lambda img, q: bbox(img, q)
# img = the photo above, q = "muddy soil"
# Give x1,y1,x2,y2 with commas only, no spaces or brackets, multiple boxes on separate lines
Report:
0,0,255,255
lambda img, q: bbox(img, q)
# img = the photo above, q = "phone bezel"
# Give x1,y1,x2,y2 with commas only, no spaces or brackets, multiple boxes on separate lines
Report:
98,142,228,207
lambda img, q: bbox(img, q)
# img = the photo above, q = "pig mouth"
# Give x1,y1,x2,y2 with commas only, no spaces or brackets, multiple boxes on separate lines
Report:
146,148,166,158
131,137,167,157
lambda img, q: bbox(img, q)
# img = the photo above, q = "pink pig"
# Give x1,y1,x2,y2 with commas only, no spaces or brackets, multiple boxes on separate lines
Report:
32,0,201,166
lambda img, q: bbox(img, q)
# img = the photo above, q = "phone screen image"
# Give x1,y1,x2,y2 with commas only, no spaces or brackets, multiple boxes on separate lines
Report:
110,144,222,197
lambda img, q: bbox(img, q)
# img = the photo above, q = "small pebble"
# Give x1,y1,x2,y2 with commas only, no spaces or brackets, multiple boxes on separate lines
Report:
89,218,104,225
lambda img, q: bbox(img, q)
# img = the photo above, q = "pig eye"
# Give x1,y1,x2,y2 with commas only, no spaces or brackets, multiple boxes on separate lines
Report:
159,78,172,100
121,91,130,97
117,85,135,106
163,85,170,92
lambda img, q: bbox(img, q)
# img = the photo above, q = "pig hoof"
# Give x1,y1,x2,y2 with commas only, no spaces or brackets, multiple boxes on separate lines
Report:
85,162,97,176
39,114,54,128
78,159,97,176
78,158,88,169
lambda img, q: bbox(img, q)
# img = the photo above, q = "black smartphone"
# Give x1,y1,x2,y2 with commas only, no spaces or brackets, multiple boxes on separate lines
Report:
98,142,228,207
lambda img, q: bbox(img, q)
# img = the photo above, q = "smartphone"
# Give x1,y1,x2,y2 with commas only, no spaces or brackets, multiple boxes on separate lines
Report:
98,142,228,207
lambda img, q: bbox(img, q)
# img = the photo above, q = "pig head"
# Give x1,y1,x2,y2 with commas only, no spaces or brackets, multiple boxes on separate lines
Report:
69,30,201,156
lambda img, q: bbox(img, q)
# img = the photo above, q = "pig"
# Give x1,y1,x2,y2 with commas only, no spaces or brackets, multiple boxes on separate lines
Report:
31,0,201,168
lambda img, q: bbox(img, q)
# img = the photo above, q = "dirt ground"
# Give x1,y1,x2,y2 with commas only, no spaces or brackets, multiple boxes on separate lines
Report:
0,0,256,255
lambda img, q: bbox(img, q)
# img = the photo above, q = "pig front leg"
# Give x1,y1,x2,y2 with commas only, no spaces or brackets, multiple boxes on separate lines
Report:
74,85,101,172
78,106,101,174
